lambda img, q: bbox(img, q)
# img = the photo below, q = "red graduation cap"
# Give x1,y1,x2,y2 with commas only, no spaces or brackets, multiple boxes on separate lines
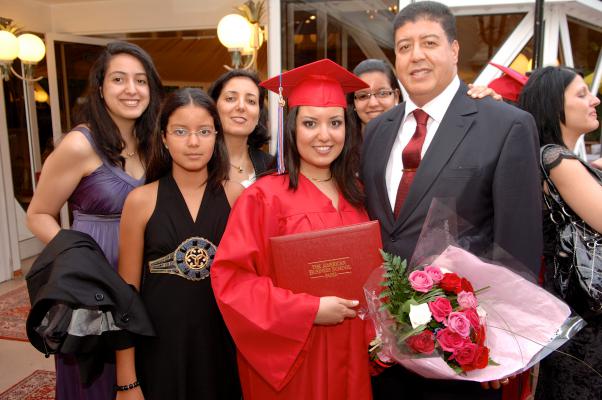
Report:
487,62,529,103
260,59,369,108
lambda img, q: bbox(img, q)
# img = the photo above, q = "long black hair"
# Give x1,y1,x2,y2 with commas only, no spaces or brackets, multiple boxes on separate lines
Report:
73,41,164,168
283,106,364,207
518,66,579,147
145,88,229,189
208,69,270,149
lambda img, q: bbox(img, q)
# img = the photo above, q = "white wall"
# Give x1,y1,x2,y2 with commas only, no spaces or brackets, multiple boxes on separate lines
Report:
51,0,243,34
0,0,52,32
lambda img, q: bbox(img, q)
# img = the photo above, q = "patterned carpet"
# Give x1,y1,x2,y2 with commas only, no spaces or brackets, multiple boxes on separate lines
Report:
0,282,30,342
0,370,55,400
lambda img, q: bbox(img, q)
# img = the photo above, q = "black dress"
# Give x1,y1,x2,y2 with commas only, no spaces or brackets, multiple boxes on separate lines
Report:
136,174,241,400
535,145,602,400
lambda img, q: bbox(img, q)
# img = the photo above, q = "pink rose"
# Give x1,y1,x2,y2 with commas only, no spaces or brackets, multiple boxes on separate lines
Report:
408,270,434,293
451,342,478,366
424,265,443,283
436,328,468,352
428,297,452,322
457,291,478,309
463,308,481,328
445,312,472,338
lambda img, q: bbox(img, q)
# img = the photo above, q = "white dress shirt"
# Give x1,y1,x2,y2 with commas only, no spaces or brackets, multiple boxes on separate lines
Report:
386,76,461,210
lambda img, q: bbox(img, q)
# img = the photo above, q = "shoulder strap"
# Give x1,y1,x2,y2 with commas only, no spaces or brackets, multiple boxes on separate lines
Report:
72,126,104,161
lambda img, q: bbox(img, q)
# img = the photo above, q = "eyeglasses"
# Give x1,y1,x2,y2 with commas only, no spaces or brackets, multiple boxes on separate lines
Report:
166,127,217,138
354,89,396,102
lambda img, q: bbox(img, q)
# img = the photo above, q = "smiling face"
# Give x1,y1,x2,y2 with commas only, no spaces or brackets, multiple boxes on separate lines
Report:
561,75,600,140
101,53,150,125
216,76,260,139
354,70,400,125
394,18,459,107
163,104,217,174
295,106,346,177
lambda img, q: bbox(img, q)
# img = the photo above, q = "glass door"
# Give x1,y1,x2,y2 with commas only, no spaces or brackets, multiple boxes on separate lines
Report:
0,33,111,282
46,34,112,229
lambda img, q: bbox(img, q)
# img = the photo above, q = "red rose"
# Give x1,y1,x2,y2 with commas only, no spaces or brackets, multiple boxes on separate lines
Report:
440,273,462,293
406,330,435,354
428,297,452,322
472,345,490,369
452,342,478,367
462,345,490,371
436,328,468,352
461,278,474,293
463,308,480,328
472,324,487,346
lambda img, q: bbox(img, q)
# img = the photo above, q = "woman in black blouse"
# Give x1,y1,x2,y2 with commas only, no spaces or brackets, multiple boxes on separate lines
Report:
519,66,602,400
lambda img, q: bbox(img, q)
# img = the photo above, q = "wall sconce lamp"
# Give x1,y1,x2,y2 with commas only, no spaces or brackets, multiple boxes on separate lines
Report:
217,0,265,70
0,18,46,82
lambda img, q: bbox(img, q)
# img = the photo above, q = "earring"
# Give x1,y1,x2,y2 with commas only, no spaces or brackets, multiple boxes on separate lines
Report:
164,143,169,150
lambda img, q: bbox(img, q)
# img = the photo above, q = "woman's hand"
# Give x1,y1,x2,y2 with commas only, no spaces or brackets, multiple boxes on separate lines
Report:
314,296,358,325
467,84,503,101
115,386,144,400
480,374,514,390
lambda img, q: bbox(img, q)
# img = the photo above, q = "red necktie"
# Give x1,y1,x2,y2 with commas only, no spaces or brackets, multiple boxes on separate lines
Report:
393,109,429,219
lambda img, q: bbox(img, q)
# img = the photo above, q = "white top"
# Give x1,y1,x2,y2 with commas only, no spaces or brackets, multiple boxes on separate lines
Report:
240,172,257,188
386,76,461,210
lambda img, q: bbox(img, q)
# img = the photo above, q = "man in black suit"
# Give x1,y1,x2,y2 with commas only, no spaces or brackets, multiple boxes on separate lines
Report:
360,2,542,399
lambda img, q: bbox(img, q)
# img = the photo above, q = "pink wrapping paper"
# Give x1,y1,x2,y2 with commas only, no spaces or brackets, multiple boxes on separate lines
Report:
371,245,572,382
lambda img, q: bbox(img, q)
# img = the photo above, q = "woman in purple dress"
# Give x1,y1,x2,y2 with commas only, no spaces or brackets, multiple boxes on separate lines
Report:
26,41,163,400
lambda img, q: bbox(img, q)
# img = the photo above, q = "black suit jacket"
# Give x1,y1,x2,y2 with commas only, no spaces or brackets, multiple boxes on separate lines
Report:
361,82,542,400
361,82,542,273
26,229,155,384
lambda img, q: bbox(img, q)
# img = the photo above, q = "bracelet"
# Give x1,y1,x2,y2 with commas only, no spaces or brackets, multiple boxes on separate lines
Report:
114,380,140,391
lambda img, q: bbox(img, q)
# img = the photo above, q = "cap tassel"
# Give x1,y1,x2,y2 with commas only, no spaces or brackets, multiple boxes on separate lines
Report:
276,75,286,174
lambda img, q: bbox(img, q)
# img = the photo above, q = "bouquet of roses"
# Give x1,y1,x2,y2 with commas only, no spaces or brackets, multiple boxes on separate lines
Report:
364,199,585,381
378,251,497,374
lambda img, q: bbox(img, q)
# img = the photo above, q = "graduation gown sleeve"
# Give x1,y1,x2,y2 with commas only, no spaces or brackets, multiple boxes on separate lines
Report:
210,182,320,391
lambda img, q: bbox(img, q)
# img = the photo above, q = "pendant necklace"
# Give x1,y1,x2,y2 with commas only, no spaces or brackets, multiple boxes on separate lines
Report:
230,163,244,173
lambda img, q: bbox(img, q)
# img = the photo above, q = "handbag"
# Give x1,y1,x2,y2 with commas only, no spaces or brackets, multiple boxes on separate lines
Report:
540,144,602,317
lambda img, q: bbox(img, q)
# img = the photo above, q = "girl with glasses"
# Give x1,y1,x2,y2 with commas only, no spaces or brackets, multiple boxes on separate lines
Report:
115,88,243,400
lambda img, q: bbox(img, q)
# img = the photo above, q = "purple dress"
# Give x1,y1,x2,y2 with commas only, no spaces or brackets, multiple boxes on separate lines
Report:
56,126,144,400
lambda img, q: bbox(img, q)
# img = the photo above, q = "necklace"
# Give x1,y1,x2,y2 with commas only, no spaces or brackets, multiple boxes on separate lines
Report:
309,174,332,182
230,163,245,173
123,150,136,158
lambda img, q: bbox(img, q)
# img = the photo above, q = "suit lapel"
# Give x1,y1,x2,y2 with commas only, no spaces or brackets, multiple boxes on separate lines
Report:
373,104,405,233
394,84,477,232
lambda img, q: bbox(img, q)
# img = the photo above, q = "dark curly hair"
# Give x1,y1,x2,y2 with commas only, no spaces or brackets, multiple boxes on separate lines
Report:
393,1,456,43
208,69,270,149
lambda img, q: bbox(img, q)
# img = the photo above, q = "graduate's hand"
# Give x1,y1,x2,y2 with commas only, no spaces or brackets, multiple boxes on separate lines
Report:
314,296,359,325
480,375,514,390
116,386,144,400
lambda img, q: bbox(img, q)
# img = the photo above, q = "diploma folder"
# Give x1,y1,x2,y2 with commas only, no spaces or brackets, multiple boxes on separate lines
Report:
270,221,383,305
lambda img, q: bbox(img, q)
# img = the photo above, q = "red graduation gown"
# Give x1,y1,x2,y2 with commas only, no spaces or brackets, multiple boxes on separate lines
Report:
211,174,373,400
